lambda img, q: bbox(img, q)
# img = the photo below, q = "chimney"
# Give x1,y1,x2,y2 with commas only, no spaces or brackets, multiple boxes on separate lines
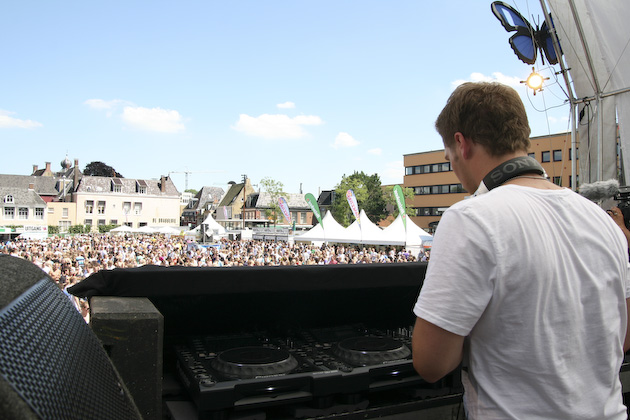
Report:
74,159,79,190
45,162,51,171
32,164,38,174
28,183,34,190
160,175,167,193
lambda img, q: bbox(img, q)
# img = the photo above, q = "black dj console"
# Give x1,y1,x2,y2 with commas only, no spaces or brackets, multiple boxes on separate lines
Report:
174,324,454,418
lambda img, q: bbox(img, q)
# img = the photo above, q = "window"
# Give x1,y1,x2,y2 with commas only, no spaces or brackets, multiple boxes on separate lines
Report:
58,220,71,232
18,207,28,219
570,175,579,188
3,195,14,204
98,219,106,226
528,152,535,159
48,207,54,214
301,212,307,224
569,148,579,160
85,200,94,214
123,202,131,215
97,201,106,214
62,208,69,218
110,219,118,225
553,150,562,161
112,178,123,193
405,167,414,176
35,208,44,220
136,180,148,194
84,219,92,226
553,176,562,186
541,151,551,163
134,202,142,215
4,207,15,219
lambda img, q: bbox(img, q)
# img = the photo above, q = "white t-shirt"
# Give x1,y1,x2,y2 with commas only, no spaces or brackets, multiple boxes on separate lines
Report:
414,185,630,420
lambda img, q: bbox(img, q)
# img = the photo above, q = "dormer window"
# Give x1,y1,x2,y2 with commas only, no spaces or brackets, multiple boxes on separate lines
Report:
136,180,148,194
112,178,123,193
4,195,14,204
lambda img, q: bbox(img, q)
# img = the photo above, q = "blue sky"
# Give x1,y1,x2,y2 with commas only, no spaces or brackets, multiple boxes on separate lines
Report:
1,1,571,196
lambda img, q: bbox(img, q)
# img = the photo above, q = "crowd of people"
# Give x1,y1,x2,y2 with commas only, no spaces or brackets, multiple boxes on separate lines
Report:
1,233,427,322
2,233,426,302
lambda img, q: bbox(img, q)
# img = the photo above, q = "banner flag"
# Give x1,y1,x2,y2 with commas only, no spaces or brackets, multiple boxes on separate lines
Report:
346,189,360,224
278,196,292,225
305,193,323,226
393,185,407,229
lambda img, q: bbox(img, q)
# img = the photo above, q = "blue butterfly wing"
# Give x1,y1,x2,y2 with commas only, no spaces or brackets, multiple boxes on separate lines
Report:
537,20,560,65
491,1,538,65
491,1,533,32
510,30,537,65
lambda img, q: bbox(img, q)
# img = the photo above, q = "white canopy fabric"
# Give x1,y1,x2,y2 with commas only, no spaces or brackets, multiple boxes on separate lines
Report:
295,223,326,242
110,225,133,233
135,226,156,234
155,226,181,235
545,0,630,183
202,214,226,235
296,210,432,247
357,209,386,245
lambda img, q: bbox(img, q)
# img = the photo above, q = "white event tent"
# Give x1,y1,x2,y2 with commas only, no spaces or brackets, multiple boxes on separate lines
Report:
202,214,227,236
296,210,432,248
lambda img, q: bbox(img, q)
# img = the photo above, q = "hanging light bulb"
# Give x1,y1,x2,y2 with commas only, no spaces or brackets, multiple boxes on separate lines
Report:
521,67,549,95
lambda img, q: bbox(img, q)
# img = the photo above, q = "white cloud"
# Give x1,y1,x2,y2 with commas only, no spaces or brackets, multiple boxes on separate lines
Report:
380,160,404,184
121,106,186,133
332,132,360,149
233,113,323,139
277,101,295,109
367,148,382,156
0,110,42,129
453,72,522,89
548,115,569,125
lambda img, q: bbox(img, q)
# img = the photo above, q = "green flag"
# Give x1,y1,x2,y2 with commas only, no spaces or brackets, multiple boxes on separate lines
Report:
393,185,407,229
305,193,323,226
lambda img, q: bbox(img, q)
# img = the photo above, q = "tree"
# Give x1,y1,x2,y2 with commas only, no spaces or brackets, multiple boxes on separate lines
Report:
382,185,415,218
331,171,387,227
83,161,123,177
185,189,199,196
260,177,286,226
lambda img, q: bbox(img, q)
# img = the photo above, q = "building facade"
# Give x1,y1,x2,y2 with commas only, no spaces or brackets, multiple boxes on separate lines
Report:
404,132,577,232
72,175,180,230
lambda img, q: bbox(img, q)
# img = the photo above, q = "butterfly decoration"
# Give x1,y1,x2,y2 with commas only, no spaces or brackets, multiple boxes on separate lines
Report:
491,1,560,65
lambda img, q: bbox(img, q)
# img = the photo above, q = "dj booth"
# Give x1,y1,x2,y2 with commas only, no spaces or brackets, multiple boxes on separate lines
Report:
70,262,464,420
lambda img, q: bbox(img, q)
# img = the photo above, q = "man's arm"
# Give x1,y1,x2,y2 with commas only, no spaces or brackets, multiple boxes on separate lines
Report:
625,298,630,353
412,317,465,383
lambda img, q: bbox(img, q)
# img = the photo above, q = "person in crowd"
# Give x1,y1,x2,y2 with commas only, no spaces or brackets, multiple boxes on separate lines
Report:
412,82,630,419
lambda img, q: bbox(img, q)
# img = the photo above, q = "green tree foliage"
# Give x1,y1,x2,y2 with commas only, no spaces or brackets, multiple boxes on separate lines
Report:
382,185,415,218
260,177,286,226
331,171,387,227
83,161,123,178
185,189,199,196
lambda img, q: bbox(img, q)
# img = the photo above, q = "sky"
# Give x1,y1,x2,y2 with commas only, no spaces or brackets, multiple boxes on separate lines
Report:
1,0,572,196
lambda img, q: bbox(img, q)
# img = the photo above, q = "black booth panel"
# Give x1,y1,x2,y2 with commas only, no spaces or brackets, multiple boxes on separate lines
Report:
70,262,428,337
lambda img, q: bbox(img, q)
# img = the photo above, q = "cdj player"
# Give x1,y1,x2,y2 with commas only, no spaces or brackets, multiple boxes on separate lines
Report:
174,324,454,418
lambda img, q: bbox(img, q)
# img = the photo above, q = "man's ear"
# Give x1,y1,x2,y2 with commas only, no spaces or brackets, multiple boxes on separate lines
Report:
454,132,474,160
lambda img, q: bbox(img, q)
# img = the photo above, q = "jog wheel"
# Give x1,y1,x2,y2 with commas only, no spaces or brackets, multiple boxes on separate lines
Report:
333,336,411,367
210,346,298,379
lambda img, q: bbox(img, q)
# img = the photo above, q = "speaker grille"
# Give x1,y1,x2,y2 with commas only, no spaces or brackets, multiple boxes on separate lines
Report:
0,279,140,420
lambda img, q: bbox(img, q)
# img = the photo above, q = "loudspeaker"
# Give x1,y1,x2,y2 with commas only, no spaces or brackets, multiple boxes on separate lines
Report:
0,255,142,420
90,297,164,420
